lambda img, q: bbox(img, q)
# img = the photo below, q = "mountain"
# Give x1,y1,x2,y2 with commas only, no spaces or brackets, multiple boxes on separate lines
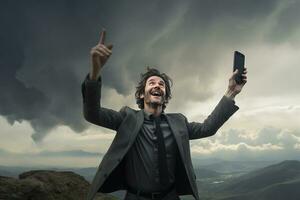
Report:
197,160,279,173
192,158,225,166
213,160,300,200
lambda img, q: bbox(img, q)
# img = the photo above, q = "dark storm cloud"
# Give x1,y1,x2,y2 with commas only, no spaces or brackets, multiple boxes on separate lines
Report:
0,0,108,141
0,1,51,141
265,0,300,45
0,0,296,141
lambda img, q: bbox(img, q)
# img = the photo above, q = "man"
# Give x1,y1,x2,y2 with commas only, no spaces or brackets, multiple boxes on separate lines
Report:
81,30,247,200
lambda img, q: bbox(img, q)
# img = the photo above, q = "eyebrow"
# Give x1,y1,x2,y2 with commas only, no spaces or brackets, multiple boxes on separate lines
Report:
147,79,165,84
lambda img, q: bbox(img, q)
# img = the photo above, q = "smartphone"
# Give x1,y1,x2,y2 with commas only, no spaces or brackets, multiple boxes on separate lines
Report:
233,51,245,84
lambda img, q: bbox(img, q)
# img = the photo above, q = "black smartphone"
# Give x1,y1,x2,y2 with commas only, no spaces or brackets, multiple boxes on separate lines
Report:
233,51,245,84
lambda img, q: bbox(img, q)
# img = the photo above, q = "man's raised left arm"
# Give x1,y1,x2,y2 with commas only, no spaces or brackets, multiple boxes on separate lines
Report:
185,68,247,140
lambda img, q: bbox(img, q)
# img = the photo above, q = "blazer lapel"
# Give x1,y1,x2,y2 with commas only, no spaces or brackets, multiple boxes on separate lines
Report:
165,115,185,162
128,109,144,145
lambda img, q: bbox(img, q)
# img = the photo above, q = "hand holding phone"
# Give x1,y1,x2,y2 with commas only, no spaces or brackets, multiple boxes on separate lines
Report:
233,51,245,84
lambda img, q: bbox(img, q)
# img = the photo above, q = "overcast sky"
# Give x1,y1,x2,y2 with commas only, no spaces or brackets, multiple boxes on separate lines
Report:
1,0,300,167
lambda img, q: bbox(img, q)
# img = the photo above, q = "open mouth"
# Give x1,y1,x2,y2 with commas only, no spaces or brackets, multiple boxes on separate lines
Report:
150,90,163,98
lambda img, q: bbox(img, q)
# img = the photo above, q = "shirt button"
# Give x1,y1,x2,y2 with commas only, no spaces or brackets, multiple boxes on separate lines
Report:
155,177,159,182
154,147,158,152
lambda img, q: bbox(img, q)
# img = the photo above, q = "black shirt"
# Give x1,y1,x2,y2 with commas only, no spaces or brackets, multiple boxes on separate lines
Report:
124,109,179,192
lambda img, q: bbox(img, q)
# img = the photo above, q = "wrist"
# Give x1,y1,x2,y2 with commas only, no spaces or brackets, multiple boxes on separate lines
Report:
89,69,102,81
89,74,96,80
225,89,236,100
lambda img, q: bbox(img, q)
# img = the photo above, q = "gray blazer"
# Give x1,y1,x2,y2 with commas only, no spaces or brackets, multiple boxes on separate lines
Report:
81,73,239,200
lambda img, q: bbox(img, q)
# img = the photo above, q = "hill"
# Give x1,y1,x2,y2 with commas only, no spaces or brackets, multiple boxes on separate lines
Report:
213,160,300,200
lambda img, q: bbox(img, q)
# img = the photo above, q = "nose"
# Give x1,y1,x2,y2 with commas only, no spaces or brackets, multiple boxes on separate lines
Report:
153,85,163,92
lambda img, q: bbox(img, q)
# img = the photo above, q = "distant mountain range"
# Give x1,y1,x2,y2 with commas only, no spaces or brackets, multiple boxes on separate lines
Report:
0,148,103,158
0,159,279,181
193,158,279,173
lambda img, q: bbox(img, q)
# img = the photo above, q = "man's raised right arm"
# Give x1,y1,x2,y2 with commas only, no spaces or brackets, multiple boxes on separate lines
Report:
81,29,125,131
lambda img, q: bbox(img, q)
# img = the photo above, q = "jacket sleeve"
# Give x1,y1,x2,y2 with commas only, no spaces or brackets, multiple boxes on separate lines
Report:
184,96,239,140
81,73,126,131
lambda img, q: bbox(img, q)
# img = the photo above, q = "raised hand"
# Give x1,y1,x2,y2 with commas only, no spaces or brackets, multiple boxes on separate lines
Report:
89,29,113,80
225,68,248,99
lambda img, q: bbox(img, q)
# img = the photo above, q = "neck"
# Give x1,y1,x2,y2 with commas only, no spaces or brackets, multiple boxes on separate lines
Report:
143,102,163,117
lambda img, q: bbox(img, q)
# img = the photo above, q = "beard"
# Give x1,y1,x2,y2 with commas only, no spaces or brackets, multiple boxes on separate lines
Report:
143,90,165,108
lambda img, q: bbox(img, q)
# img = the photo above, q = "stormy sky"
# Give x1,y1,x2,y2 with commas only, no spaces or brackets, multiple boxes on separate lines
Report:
1,0,300,167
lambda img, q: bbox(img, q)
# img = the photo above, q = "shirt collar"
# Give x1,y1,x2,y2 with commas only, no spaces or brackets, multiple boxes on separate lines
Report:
143,109,166,120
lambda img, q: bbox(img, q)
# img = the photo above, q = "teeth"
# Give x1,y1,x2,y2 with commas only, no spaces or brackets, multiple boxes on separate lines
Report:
151,91,161,96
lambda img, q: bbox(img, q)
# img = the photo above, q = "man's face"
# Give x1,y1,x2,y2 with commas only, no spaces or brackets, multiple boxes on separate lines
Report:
140,75,166,106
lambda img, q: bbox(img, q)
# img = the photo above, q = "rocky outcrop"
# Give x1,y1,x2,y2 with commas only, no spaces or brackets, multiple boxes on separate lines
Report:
0,170,117,200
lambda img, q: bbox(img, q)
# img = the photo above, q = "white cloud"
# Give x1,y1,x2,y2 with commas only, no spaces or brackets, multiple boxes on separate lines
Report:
190,126,300,161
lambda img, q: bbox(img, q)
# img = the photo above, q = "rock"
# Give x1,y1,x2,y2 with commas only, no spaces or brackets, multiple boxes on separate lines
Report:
0,170,118,200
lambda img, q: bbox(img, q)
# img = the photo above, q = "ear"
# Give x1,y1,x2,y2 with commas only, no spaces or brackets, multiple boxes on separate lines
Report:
140,94,144,98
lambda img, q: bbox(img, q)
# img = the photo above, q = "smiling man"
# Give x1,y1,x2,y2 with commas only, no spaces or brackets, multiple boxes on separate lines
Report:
81,30,247,200
135,69,172,116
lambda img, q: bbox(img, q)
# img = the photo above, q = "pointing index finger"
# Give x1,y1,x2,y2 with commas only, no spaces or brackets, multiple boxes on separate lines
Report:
99,29,106,44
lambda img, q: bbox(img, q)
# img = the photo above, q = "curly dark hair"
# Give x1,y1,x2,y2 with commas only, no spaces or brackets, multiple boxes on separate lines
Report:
135,66,173,111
